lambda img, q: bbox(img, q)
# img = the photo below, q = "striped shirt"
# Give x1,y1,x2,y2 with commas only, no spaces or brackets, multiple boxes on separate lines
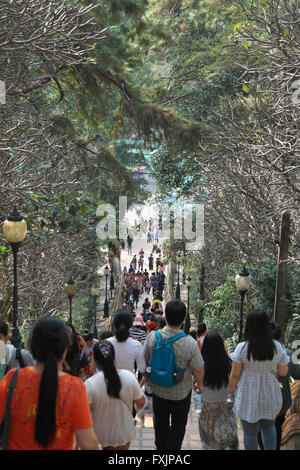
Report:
129,328,146,344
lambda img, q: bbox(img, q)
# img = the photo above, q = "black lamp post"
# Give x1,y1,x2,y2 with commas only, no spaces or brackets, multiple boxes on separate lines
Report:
235,266,251,342
3,206,27,348
64,277,77,326
103,265,110,318
91,286,100,338
110,270,115,300
184,276,192,334
198,265,205,326
175,253,182,299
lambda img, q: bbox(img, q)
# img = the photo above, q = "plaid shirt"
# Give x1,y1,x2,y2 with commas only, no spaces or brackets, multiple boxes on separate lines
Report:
144,326,204,401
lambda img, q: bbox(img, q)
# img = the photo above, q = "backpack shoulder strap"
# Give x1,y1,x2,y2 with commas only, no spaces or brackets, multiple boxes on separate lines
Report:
168,333,187,344
155,330,162,343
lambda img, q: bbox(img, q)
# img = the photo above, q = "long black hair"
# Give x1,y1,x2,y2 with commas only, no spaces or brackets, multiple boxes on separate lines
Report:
65,323,78,355
30,317,69,448
201,331,232,390
112,309,133,342
244,309,276,361
92,340,122,399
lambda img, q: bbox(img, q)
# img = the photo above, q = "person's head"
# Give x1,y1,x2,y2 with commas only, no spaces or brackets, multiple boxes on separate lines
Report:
99,330,113,340
197,323,207,337
165,300,186,328
269,322,282,342
189,330,197,340
0,320,9,343
111,309,133,342
83,333,94,348
92,341,121,398
133,316,146,328
244,309,276,361
201,331,232,390
157,317,166,329
147,321,157,332
30,317,69,448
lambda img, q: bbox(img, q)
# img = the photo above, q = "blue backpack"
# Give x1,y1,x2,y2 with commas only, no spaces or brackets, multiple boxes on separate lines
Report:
150,331,186,388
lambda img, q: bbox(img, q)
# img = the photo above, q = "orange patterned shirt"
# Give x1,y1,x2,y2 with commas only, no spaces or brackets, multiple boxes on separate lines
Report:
0,367,93,450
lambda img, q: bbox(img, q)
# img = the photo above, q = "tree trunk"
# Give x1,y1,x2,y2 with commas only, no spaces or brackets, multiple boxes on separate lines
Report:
273,210,290,336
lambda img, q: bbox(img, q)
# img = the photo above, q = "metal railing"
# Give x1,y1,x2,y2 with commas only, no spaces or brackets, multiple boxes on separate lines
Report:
107,267,123,331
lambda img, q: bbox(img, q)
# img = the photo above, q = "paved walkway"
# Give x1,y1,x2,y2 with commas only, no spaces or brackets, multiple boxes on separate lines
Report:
115,233,245,450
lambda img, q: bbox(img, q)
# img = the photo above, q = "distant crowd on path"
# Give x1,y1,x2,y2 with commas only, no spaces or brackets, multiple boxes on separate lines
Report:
1,242,300,451
124,219,160,256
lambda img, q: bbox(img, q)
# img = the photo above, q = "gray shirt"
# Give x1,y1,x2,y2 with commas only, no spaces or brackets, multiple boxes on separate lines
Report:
144,326,204,401
202,384,229,403
5,344,35,369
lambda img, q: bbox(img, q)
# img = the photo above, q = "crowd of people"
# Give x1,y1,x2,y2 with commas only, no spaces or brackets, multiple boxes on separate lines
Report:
0,240,299,451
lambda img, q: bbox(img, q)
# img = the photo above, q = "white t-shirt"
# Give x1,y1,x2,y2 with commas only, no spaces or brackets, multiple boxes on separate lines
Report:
107,336,146,374
85,370,143,447
85,339,98,356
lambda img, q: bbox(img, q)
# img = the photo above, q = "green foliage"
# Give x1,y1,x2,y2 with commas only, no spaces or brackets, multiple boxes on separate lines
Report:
132,0,246,201
250,257,300,318
20,292,94,347
71,291,95,335
0,246,9,262
285,314,300,350
195,258,300,342
24,191,102,241
150,142,206,200
202,278,242,341
249,258,278,315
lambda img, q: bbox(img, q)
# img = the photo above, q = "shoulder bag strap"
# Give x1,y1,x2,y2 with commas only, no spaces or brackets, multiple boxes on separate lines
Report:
119,395,134,417
263,362,283,388
1,368,20,450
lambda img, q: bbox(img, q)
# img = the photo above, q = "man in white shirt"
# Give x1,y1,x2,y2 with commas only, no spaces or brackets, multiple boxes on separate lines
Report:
0,320,34,371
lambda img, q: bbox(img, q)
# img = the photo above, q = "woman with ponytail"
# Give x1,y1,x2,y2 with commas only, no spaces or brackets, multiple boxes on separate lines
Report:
106,309,147,380
85,340,145,450
0,318,99,450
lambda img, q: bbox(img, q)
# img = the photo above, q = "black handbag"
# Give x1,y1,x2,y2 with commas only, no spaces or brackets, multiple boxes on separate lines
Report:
0,368,19,450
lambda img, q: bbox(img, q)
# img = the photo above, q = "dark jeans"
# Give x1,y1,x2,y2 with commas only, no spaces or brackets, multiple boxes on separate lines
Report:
241,419,276,450
152,391,191,450
258,414,286,450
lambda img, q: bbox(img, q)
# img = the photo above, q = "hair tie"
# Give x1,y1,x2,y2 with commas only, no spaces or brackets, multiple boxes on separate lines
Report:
98,343,111,358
